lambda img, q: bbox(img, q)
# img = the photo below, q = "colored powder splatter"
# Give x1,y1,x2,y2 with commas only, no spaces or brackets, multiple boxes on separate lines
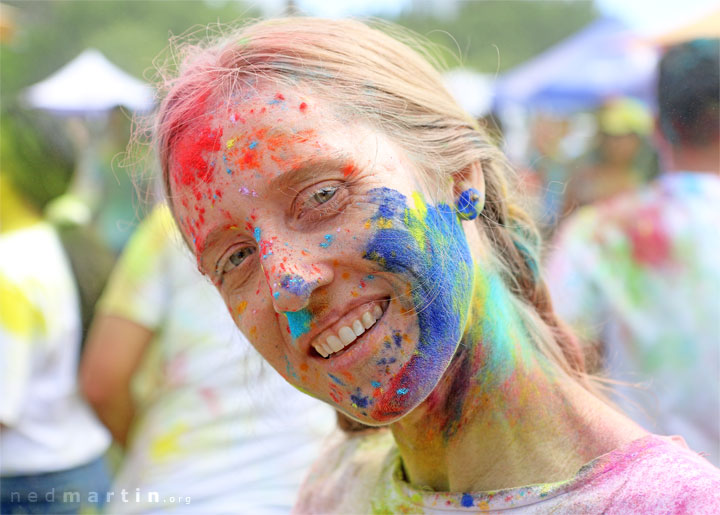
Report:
285,308,313,339
253,227,261,242
267,93,285,105
396,388,409,395
350,391,370,408
319,234,334,248
461,494,474,507
456,187,482,220
281,274,311,296
342,163,356,176
173,126,223,187
299,102,308,112
362,188,473,422
248,140,258,149
371,381,382,388
329,373,346,386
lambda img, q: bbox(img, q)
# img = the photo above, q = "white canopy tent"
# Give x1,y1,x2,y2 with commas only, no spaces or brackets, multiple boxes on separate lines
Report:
23,48,154,114
442,68,494,119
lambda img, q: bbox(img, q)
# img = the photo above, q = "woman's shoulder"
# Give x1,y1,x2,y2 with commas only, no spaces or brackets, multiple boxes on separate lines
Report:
293,427,396,514
565,434,720,513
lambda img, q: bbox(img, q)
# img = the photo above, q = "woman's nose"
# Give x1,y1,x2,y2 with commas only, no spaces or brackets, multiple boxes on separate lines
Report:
259,242,334,314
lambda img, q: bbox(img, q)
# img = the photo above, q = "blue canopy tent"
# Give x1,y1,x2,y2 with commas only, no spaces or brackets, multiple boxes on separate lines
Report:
493,18,659,113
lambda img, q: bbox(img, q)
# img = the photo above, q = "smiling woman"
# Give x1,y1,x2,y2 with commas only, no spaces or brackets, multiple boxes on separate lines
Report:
146,17,720,513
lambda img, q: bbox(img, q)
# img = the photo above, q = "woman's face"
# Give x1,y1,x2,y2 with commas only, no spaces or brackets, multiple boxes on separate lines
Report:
169,85,475,424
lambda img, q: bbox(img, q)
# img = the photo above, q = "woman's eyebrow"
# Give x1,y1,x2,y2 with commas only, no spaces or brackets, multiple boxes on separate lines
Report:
268,153,354,192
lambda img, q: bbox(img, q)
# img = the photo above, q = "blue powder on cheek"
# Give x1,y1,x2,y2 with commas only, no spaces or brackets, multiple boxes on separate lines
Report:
253,227,262,242
364,188,472,353
284,308,313,339
363,187,474,416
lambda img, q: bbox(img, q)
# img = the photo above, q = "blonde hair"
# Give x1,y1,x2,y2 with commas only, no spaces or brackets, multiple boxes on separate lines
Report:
154,17,588,384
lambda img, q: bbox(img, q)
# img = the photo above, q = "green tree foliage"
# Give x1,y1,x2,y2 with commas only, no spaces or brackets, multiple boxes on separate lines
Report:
391,0,597,73
0,108,75,210
1,0,259,103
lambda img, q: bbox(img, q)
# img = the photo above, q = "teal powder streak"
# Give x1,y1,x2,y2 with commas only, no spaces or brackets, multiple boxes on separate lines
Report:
285,309,313,339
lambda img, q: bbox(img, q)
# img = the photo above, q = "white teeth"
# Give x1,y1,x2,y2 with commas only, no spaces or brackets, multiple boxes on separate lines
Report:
361,311,375,329
326,335,344,353
338,326,356,345
372,305,383,319
352,320,365,336
312,302,387,358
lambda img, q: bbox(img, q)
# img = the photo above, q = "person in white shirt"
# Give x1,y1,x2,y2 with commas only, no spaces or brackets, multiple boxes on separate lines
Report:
1,174,111,514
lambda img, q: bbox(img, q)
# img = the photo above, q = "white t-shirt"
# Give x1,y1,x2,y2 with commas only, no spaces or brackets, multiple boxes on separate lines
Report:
0,222,111,475
98,205,336,513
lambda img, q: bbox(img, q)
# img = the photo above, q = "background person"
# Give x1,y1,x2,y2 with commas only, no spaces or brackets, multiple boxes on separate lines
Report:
547,38,720,466
1,109,111,514
562,98,659,216
81,204,336,513
150,18,720,513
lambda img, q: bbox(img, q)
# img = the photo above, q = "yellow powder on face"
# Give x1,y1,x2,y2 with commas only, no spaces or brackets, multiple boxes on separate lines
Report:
376,217,392,229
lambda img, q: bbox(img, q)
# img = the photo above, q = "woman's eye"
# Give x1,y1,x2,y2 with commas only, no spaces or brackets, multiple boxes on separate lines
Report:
312,186,338,204
222,247,256,274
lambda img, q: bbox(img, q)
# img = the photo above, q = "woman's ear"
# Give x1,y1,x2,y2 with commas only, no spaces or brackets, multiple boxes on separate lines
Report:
451,161,485,212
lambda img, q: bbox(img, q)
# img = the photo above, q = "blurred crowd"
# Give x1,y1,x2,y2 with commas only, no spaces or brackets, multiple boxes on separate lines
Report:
0,6,718,513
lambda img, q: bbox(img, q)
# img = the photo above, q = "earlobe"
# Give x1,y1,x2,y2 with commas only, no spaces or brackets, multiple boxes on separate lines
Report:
452,162,485,221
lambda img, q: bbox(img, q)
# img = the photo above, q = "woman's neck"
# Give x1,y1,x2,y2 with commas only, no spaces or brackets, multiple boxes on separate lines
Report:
389,268,645,492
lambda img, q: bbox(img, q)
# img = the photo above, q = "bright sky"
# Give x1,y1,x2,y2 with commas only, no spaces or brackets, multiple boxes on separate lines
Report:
254,0,720,34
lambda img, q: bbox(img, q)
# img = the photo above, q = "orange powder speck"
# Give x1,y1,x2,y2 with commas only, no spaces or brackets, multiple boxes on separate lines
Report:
341,272,350,280
249,326,257,337
236,301,248,315
364,220,371,229
299,363,309,372
342,163,355,176
351,290,359,297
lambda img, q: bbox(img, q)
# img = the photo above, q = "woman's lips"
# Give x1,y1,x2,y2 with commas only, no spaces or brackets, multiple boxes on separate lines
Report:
311,298,389,358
